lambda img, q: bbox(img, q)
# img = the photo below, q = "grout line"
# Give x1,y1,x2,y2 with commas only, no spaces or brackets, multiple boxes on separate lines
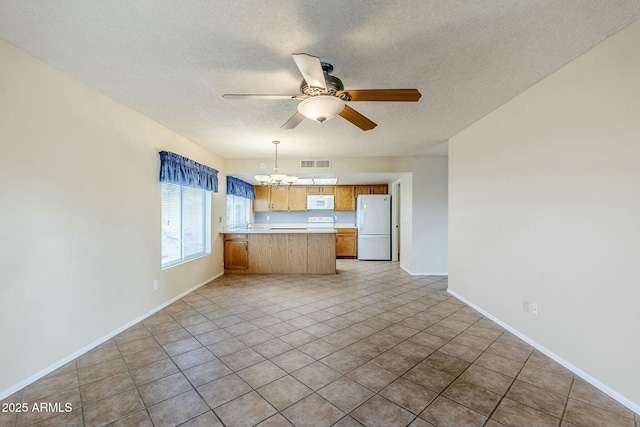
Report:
560,376,576,425
481,345,534,426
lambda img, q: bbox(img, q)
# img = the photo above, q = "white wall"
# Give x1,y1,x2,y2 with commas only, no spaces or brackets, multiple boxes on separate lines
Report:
449,20,640,410
399,157,448,275
0,40,226,396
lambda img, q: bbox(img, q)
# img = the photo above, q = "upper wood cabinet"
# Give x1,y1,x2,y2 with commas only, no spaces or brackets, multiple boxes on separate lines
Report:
253,186,271,212
288,186,308,211
371,184,388,194
253,185,308,212
334,185,355,211
355,185,372,196
270,187,289,211
254,184,387,212
355,184,388,196
307,185,334,195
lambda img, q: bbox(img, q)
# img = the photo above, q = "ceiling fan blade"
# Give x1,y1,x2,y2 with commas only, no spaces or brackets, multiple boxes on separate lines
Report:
292,53,327,91
339,105,377,131
281,112,306,130
222,94,306,100
336,89,422,102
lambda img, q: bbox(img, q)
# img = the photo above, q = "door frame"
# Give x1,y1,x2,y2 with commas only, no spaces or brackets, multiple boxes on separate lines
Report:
390,179,401,262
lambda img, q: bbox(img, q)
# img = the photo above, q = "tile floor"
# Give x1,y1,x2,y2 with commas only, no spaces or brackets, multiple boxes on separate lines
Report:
2,260,638,427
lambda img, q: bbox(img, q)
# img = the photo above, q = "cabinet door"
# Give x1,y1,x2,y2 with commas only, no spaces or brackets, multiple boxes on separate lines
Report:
306,185,320,195
334,185,355,211
224,238,249,270
288,186,308,211
253,186,271,212
270,187,289,211
371,184,388,194
319,186,334,194
355,185,371,196
336,229,357,257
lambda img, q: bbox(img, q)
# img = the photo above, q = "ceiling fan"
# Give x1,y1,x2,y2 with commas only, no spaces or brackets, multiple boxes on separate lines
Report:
222,53,421,131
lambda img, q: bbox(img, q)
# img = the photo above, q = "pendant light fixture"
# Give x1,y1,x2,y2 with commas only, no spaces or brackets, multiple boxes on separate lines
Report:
254,141,298,187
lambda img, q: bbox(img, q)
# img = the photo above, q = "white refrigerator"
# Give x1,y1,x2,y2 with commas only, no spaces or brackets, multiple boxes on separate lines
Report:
357,194,391,260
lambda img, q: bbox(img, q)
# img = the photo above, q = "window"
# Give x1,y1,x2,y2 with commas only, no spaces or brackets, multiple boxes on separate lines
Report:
161,182,211,268
226,194,251,228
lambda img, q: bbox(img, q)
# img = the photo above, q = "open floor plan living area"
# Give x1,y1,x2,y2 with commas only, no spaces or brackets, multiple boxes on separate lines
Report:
2,1,640,426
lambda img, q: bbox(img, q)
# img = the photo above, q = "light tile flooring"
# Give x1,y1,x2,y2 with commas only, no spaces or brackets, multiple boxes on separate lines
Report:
2,260,638,427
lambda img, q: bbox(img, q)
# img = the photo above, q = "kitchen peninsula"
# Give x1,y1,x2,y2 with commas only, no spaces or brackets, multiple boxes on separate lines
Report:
222,227,336,274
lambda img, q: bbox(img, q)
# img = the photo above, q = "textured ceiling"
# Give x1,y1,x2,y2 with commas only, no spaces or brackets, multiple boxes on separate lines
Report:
1,1,639,160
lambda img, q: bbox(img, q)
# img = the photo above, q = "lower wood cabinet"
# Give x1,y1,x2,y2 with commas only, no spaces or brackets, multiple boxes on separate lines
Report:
223,234,249,270
223,232,336,274
336,228,357,258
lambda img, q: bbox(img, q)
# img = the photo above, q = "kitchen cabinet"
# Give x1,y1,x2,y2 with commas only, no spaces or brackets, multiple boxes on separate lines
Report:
253,186,271,212
307,185,334,195
270,187,289,211
222,230,336,274
224,234,249,270
253,185,308,212
255,184,387,212
334,185,355,211
288,186,308,211
355,184,388,196
355,185,372,196
336,228,357,258
371,184,388,194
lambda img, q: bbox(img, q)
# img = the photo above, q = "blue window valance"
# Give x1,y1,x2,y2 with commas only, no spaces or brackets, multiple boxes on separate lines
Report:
159,151,218,192
226,176,256,200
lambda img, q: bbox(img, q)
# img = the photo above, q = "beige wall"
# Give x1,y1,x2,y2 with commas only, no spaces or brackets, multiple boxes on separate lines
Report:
0,40,226,396
449,20,640,410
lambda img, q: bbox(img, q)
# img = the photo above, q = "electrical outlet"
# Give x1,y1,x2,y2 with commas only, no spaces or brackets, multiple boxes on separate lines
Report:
532,302,539,316
153,280,158,291
523,299,530,312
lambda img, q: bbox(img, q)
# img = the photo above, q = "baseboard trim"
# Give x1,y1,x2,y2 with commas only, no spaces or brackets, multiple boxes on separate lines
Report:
0,272,223,401
447,289,640,415
400,264,448,277
400,264,413,275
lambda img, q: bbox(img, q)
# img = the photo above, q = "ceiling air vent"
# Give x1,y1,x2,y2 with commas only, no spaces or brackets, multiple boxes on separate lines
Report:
300,160,315,168
300,160,332,169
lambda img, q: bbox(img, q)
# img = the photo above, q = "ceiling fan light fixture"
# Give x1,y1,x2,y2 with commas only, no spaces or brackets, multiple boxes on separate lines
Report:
297,95,345,123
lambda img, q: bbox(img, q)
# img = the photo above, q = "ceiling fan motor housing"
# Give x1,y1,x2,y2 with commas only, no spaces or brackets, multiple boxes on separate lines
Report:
299,62,350,100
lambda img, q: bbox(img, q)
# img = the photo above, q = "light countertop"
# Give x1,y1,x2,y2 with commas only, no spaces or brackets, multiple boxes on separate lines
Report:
222,227,337,234
335,224,357,229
